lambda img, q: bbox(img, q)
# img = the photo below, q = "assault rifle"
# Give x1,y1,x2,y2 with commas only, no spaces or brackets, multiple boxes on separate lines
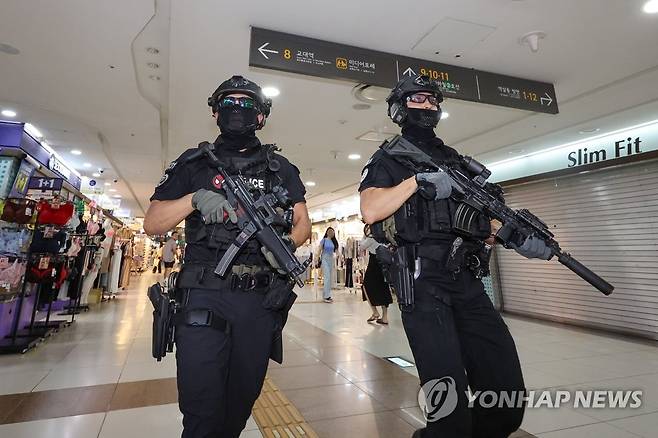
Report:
186,142,311,287
381,135,614,296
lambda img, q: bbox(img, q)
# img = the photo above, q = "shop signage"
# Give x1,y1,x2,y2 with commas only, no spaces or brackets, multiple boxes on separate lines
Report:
28,176,63,191
249,27,557,114
8,160,35,198
487,120,658,183
48,155,72,179
81,177,104,195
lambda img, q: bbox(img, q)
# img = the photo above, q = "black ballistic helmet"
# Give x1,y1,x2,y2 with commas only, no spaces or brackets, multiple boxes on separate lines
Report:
386,74,444,126
208,75,272,123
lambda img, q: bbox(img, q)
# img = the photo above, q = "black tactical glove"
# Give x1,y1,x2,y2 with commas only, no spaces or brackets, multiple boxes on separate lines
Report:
191,189,237,224
511,236,552,260
261,235,296,275
415,171,459,200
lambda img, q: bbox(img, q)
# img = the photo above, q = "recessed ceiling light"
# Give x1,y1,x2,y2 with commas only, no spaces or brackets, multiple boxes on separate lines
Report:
644,0,658,13
1,109,16,117
104,182,111,186
305,181,317,187
147,62,159,69
83,163,92,168
24,123,43,138
109,189,117,192
441,111,450,120
113,194,122,198
92,172,101,178
348,154,361,160
0,43,20,55
262,87,280,97
70,149,82,155
578,128,600,134
146,47,160,54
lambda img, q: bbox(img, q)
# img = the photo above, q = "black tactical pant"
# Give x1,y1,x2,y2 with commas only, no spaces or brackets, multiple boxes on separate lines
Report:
175,288,277,438
402,258,525,438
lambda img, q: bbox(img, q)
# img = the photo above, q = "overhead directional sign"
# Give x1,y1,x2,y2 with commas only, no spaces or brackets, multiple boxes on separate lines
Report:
476,70,558,114
395,55,479,102
250,27,397,88
249,27,558,114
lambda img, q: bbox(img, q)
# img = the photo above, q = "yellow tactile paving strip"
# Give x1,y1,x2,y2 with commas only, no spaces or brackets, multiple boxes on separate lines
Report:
252,378,319,438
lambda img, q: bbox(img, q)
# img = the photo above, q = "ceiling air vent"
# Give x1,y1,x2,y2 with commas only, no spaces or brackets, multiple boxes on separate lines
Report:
352,84,390,104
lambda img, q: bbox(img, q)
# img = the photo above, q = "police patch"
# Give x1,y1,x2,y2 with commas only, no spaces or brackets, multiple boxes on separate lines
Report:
360,168,369,183
212,174,224,189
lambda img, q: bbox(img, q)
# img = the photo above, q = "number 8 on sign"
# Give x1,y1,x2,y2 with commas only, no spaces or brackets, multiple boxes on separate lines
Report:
284,49,291,60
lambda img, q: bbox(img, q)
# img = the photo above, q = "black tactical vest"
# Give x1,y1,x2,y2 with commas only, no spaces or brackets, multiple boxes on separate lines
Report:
185,145,291,265
372,142,491,246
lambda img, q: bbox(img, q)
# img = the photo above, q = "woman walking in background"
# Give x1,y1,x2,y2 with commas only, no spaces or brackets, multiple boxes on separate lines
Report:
360,225,392,324
317,227,338,303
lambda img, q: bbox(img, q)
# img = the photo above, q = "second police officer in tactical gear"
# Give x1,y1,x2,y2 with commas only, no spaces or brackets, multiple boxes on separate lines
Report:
359,75,551,438
144,75,311,438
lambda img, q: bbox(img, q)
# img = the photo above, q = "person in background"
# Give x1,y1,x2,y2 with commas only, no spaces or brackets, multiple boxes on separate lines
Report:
316,227,338,303
360,224,392,324
162,230,179,282
152,242,163,274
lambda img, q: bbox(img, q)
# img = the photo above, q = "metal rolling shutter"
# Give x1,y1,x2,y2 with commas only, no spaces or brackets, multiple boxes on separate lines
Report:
496,159,658,339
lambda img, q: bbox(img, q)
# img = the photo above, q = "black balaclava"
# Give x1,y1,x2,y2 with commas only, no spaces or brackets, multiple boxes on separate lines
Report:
402,117,438,143
217,104,260,136
407,107,441,130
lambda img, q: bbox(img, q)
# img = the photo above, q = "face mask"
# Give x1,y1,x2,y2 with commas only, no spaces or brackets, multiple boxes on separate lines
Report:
406,108,441,129
217,106,259,135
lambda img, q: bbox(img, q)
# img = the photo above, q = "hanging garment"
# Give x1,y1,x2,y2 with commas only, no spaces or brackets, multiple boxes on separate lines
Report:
345,258,354,287
1,199,37,224
80,254,102,305
108,247,123,295
57,280,70,301
30,230,67,254
37,200,74,226
0,228,32,255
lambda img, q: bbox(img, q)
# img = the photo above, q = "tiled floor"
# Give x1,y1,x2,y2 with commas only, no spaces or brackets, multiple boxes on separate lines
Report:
0,273,656,437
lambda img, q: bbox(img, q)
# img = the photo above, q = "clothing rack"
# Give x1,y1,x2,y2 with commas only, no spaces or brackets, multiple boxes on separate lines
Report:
60,240,93,319
0,245,42,354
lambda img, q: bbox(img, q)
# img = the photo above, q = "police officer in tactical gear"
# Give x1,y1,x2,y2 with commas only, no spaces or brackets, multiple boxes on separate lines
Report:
359,74,551,438
144,75,311,438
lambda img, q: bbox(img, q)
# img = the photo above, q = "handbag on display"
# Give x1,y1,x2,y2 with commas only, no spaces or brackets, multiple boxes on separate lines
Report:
1,198,37,224
37,200,75,226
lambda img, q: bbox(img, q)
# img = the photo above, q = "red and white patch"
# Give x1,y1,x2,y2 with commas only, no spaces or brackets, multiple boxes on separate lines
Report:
212,174,224,189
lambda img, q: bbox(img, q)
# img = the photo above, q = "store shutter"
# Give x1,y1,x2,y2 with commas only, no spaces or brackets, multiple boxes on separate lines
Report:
496,159,658,339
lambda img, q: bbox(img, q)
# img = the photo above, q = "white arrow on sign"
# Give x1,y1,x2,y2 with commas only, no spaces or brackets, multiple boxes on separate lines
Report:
403,67,416,77
540,93,553,106
258,42,279,60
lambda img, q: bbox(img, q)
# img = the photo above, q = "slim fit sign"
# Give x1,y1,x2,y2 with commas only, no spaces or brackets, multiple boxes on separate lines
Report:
567,137,642,167
488,120,658,183
249,27,558,114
